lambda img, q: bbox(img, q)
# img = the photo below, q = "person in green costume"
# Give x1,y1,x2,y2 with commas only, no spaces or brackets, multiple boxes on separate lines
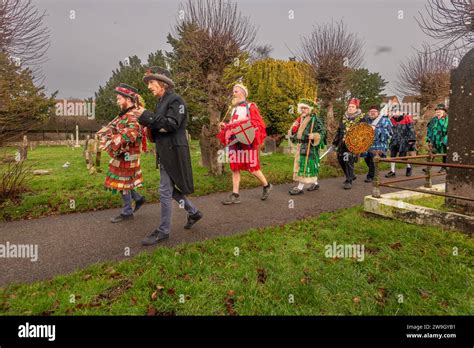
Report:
426,103,449,173
288,98,326,195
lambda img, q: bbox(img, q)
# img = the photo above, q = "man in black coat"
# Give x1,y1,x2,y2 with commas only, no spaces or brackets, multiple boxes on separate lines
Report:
135,67,203,245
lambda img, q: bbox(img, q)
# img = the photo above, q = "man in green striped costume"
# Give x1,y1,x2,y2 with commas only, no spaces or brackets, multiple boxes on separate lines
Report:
288,99,326,195
426,103,449,173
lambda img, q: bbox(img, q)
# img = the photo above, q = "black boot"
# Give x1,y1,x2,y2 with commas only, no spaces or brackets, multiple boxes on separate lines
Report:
222,193,241,205
110,214,134,223
406,167,412,177
289,186,304,195
385,171,396,178
184,210,203,229
141,230,169,246
133,197,146,212
307,183,320,191
261,183,273,201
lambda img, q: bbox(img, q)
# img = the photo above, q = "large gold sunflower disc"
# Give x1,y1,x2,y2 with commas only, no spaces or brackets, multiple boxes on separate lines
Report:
345,123,375,154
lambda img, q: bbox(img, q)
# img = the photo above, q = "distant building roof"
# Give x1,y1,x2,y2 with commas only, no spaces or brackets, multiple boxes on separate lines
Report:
381,95,400,104
402,96,419,103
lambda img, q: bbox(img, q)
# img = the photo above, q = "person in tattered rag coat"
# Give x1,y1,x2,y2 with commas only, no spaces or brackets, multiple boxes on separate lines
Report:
97,83,146,223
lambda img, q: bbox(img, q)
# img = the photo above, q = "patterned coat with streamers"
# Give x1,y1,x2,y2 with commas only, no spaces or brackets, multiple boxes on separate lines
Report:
98,106,144,193
290,113,326,183
361,115,393,157
426,115,448,154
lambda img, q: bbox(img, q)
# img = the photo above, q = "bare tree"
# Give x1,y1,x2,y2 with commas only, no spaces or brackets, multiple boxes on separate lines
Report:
297,20,364,142
250,44,273,61
397,44,455,115
417,0,474,51
397,44,457,149
0,0,50,79
170,0,257,175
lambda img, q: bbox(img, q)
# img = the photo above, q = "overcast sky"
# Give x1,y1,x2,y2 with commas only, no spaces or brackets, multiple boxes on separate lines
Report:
34,0,438,99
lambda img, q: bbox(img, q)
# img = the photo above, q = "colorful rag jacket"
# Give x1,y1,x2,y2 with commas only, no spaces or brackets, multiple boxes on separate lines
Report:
389,114,416,153
98,106,144,193
361,115,393,157
290,113,326,182
426,115,448,153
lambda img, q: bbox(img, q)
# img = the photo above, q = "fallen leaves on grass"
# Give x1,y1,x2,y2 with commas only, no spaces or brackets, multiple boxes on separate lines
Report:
105,267,122,279
224,290,238,316
40,299,60,316
146,304,176,316
257,268,267,284
375,287,388,306
365,246,380,255
390,242,402,250
95,279,133,303
419,289,430,299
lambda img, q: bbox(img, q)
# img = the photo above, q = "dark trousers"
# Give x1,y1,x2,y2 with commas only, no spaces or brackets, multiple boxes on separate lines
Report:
157,163,198,235
364,152,386,179
337,152,357,182
364,156,375,179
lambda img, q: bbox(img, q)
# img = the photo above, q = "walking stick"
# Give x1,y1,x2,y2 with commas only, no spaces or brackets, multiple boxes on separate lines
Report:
303,116,316,175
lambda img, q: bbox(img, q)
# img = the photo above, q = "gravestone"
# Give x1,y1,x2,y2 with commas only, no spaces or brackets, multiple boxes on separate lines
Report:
18,135,28,161
445,48,474,214
263,136,277,153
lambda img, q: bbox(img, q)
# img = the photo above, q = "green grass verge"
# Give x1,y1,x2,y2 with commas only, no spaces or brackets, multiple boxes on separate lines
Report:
0,142,393,222
1,206,472,315
402,195,450,212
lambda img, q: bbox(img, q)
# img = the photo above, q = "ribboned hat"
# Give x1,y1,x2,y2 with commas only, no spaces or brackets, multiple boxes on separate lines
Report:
435,103,447,112
143,66,175,88
114,83,139,100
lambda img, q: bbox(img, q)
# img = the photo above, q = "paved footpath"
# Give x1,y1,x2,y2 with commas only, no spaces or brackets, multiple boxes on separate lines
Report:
0,167,443,286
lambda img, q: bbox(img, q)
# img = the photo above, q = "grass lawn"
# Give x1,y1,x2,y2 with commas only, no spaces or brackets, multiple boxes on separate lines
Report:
401,195,451,212
1,206,472,315
0,142,392,222
395,195,473,217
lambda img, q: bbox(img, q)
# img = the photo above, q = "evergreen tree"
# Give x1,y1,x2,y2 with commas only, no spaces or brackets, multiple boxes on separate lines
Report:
94,51,167,123
0,52,56,146
245,59,317,138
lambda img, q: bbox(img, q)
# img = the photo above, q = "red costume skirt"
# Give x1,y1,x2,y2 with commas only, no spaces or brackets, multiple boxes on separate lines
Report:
228,142,261,172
